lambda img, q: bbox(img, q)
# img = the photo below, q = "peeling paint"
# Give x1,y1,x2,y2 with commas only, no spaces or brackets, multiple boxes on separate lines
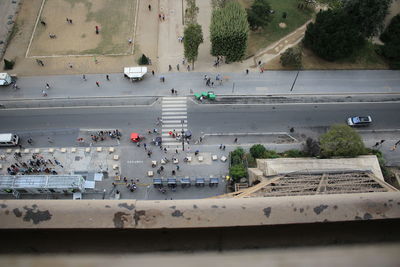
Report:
13,208,22,217
118,203,135,210
0,204,7,208
22,206,52,224
363,213,373,220
171,210,183,217
211,205,218,208
113,212,130,228
169,206,176,209
263,207,271,218
313,205,328,215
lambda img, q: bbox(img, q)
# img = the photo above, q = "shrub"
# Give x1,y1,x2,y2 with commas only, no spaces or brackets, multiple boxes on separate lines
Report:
229,164,247,182
250,144,266,158
246,0,273,31
280,47,302,69
138,54,149,65
3,59,15,70
263,150,280,159
303,137,321,157
282,149,304,157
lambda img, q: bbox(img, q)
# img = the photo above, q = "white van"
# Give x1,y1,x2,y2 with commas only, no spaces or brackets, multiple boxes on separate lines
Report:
0,133,19,146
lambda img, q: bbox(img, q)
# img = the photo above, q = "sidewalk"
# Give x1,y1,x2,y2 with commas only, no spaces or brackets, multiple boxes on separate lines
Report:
1,70,400,100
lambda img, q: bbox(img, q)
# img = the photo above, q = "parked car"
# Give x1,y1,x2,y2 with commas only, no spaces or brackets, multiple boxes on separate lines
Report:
347,116,372,127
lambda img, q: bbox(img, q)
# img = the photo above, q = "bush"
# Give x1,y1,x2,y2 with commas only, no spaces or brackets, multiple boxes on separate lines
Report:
282,149,304,158
303,137,321,157
380,15,400,70
245,153,257,168
246,0,273,31
138,54,149,65
280,47,302,69
320,124,366,158
229,164,247,182
250,144,266,158
3,59,15,70
263,150,280,159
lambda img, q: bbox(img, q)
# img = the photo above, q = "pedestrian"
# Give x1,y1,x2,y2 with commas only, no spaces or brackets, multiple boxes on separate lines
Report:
152,70,155,76
380,140,386,144
171,88,175,94
182,58,186,65
148,4,151,11
95,25,99,34
187,65,190,71
199,137,203,142
175,149,178,154
42,90,47,97
66,18,69,23
158,14,162,21
106,74,110,81
195,150,199,156
69,19,73,24
258,60,262,66
40,20,46,26
47,137,53,143
219,144,223,149
68,63,73,68
223,145,226,150
162,14,165,20
164,147,167,153
96,81,100,87
260,67,264,73
147,151,152,158
176,165,180,171
82,74,86,81
169,65,172,71
211,82,214,87
46,83,50,89
373,142,379,148
174,90,178,95
176,64,180,71
246,69,249,75
144,143,147,150
172,170,176,175
234,138,238,143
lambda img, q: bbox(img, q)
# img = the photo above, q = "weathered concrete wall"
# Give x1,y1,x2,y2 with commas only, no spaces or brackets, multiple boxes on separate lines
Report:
0,192,399,229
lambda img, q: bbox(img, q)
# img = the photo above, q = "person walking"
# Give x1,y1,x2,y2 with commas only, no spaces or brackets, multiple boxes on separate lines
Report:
42,90,47,97
176,165,180,171
96,81,100,87
234,138,238,143
148,4,151,11
82,74,87,81
106,74,110,81
46,83,50,89
169,65,172,71
246,69,249,75
171,88,175,94
144,143,147,150
176,64,180,71
152,70,155,76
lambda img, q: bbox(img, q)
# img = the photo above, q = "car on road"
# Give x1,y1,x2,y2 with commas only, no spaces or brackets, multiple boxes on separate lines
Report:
347,116,372,127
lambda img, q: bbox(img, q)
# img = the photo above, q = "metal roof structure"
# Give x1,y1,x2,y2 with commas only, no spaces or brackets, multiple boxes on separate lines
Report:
0,175,86,191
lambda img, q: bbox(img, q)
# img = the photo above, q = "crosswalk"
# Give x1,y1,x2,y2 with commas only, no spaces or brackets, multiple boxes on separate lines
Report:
162,97,187,149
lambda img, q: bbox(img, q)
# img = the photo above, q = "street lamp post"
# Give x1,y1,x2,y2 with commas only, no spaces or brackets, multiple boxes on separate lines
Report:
181,119,185,151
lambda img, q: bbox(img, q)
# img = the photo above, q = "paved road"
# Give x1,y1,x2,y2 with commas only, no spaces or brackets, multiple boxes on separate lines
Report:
1,102,399,199
2,70,400,100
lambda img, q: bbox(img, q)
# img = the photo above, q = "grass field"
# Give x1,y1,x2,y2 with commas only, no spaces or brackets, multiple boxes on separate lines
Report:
237,0,312,57
28,0,137,56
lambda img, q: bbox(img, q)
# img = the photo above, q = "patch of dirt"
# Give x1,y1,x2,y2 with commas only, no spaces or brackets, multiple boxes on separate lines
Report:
279,22,287,28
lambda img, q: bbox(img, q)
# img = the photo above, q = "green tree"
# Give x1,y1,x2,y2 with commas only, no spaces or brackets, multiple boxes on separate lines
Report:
380,14,400,69
3,59,15,70
210,1,249,62
280,47,302,69
185,0,199,25
184,23,203,70
320,124,366,158
138,54,149,65
211,0,232,9
230,147,245,165
344,0,392,38
246,0,273,31
229,164,247,182
250,144,266,158
303,9,364,61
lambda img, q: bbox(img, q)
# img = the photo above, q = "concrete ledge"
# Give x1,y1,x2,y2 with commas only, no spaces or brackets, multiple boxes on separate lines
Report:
0,192,399,229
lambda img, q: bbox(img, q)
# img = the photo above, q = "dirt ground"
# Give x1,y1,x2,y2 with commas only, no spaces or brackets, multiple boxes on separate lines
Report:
28,0,136,56
2,0,159,76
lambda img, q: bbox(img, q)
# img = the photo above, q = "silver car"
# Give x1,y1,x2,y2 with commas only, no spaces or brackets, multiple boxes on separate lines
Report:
347,116,372,127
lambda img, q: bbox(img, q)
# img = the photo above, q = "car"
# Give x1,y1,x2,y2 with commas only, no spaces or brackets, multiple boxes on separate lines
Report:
347,116,372,127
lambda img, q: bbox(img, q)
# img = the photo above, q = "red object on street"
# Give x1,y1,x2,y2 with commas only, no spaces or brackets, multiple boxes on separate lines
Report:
130,132,140,142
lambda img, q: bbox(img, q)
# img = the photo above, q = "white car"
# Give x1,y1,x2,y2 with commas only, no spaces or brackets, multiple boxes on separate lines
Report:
347,116,372,127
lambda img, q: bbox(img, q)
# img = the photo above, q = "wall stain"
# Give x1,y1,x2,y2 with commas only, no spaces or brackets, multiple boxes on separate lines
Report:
134,210,146,226
193,205,198,209
0,204,7,208
211,205,218,208
172,210,183,217
105,205,111,208
263,207,271,218
13,208,22,217
118,203,135,210
5,210,9,215
300,208,304,213
355,216,362,220
313,205,328,215
22,206,52,224
113,212,130,228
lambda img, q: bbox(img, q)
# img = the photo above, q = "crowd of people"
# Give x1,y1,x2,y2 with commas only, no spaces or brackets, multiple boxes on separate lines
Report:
7,153,63,175
90,129,121,142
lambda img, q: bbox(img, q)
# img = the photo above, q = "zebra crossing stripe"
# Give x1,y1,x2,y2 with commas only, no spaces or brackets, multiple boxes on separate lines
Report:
161,97,188,149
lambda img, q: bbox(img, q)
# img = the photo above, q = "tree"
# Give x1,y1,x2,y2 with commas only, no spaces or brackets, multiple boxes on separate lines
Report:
3,59,15,70
229,164,247,182
210,1,249,62
185,0,199,25
211,0,232,9
303,9,364,61
380,14,400,69
246,0,273,31
250,144,266,158
280,47,302,69
319,124,366,158
344,0,392,38
184,23,203,70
